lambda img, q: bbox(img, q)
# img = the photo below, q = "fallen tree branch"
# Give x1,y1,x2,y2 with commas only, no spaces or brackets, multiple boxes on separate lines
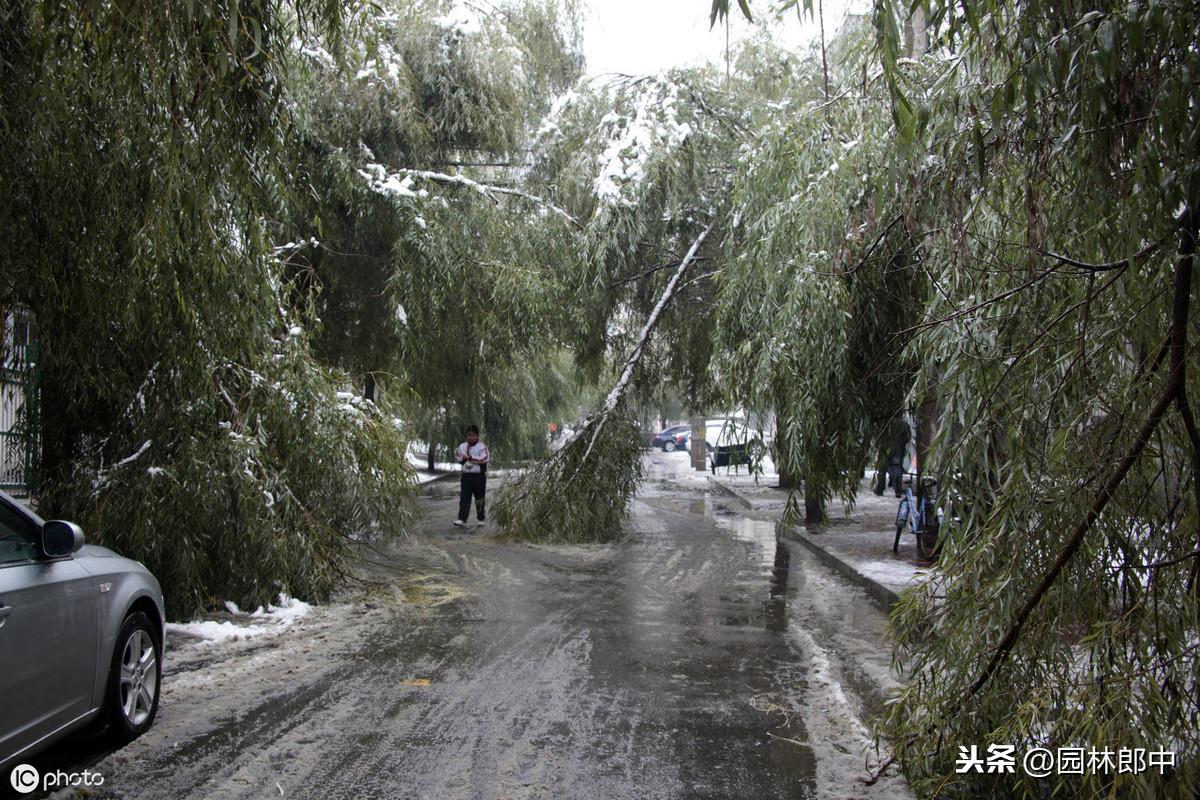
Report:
572,225,712,479
862,755,897,786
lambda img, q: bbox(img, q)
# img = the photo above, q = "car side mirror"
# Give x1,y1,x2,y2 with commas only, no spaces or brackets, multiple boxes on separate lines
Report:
41,520,85,558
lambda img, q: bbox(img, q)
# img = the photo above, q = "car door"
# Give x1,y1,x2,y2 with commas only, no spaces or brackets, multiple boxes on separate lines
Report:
0,499,98,762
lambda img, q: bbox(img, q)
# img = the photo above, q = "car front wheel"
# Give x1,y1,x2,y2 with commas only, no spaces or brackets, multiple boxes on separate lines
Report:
662,440,676,452
104,611,161,744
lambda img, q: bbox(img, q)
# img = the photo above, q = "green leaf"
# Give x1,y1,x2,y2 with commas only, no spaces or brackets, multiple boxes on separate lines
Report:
1096,18,1115,54
709,0,725,28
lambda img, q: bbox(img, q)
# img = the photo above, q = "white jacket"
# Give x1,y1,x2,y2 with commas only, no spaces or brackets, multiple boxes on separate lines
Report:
456,441,489,474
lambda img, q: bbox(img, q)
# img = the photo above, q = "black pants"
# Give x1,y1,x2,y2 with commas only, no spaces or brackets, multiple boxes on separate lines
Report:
458,473,486,521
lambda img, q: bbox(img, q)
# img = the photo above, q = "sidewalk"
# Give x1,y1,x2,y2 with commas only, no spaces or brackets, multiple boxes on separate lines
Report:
705,462,931,610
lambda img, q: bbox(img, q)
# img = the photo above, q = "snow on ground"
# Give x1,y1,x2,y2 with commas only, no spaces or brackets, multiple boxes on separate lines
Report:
855,560,929,591
406,441,459,484
166,594,313,646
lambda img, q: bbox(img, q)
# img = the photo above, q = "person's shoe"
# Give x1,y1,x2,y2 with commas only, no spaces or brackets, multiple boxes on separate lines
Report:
476,519,486,527
453,520,465,527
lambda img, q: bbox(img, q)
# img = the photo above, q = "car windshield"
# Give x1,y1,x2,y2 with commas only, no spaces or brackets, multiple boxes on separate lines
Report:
0,500,39,563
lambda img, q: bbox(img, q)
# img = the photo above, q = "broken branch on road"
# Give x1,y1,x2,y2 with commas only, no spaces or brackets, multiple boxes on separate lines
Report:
495,224,713,543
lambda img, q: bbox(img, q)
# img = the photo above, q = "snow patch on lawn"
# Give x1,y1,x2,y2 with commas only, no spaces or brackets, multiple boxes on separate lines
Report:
167,594,313,646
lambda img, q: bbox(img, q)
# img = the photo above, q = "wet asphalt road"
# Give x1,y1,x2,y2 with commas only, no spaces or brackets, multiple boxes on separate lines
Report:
18,454,907,800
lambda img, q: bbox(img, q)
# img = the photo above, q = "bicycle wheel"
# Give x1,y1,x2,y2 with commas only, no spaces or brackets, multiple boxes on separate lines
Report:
916,528,939,560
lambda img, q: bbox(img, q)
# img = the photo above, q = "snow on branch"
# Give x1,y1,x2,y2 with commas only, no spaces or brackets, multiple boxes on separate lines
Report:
359,163,579,227
92,440,152,493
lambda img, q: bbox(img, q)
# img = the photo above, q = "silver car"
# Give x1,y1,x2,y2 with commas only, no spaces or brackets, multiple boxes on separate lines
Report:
0,489,164,770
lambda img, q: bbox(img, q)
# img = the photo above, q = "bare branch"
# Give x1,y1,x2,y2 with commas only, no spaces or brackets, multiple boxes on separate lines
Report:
1037,235,1167,273
679,269,722,290
212,372,245,434
361,165,580,228
608,258,711,289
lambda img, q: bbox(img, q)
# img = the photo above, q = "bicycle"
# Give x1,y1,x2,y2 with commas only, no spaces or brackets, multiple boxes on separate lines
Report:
894,477,941,560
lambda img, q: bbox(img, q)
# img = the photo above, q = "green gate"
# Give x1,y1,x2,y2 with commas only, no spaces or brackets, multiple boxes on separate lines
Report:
1,340,39,496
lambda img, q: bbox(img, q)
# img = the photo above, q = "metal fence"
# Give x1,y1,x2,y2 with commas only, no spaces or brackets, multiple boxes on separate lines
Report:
1,339,38,496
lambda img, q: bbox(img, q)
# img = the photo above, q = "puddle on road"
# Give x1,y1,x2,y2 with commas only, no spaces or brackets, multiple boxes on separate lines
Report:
397,575,465,608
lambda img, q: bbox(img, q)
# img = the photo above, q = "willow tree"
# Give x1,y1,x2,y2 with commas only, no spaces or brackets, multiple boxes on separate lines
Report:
494,70,752,541
868,1,1200,795
714,15,921,523
713,0,1198,793
278,0,588,462
0,1,416,615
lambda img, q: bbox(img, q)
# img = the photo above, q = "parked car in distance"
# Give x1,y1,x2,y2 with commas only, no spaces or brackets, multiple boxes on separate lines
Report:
703,417,754,451
649,424,692,452
0,490,165,771
704,417,768,471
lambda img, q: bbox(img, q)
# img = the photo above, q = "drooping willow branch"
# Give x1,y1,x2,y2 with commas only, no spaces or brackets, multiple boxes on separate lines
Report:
965,205,1197,700
867,208,1197,787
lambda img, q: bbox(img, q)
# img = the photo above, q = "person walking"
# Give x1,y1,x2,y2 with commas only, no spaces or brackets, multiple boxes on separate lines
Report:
454,424,489,527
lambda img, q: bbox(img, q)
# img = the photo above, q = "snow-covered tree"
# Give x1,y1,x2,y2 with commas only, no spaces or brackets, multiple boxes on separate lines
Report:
280,0,589,462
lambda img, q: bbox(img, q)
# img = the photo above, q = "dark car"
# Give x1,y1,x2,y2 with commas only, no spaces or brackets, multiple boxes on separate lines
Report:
649,425,691,452
0,490,165,772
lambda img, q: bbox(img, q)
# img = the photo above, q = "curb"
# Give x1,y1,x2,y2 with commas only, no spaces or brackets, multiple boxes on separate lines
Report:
705,475,754,510
777,525,901,613
707,476,902,613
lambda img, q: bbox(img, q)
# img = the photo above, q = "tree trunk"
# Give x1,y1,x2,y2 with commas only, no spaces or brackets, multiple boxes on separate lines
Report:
427,418,437,472
690,415,706,472
363,372,377,403
818,0,829,100
804,491,824,525
904,6,927,58
916,381,938,499
774,425,800,489
35,364,80,515
778,464,801,490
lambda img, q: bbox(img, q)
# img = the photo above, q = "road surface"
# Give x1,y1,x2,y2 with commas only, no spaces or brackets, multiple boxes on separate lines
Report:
21,454,910,799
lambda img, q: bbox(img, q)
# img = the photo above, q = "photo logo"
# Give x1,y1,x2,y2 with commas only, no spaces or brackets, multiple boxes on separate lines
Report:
9,764,39,794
